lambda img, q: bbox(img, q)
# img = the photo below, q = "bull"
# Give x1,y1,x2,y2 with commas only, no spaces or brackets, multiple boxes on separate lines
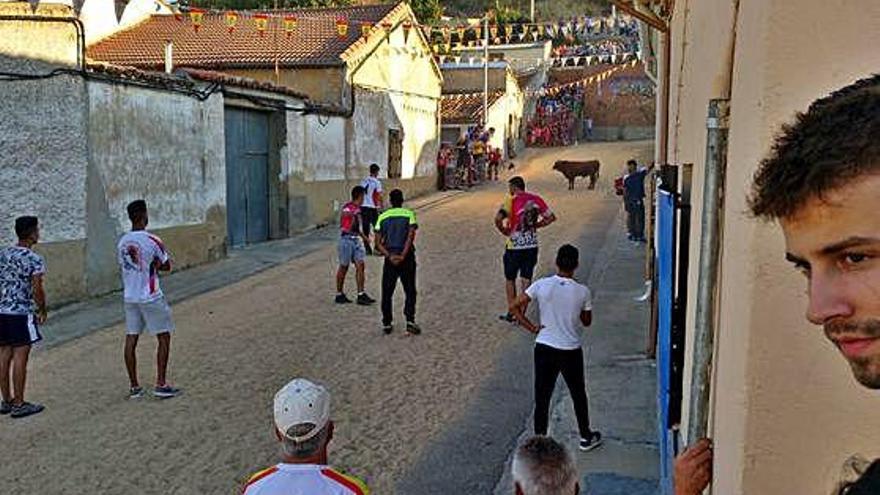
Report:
552,160,601,190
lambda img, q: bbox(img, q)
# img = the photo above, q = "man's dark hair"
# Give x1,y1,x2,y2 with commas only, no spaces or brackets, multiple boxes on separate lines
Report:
509,176,526,191
556,244,579,273
389,189,404,208
351,185,365,200
127,200,148,222
369,163,380,175
14,216,38,240
750,74,880,219
627,159,638,167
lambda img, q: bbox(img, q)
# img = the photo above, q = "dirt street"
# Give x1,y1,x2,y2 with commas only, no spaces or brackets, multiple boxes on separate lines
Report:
0,141,652,494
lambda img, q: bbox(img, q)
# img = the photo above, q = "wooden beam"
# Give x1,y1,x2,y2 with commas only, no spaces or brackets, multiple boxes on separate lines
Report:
610,0,668,32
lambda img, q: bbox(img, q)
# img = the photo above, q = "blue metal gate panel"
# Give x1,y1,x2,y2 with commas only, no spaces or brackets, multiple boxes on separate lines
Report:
656,188,676,495
224,108,269,247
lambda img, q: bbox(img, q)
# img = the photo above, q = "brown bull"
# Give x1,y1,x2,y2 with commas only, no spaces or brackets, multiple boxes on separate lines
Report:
552,160,601,190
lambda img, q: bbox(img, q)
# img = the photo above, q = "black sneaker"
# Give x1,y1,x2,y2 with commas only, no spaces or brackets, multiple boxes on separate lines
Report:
152,385,181,399
406,321,422,335
0,400,11,415
382,324,393,335
335,294,353,304
10,401,44,419
357,293,376,305
579,431,603,452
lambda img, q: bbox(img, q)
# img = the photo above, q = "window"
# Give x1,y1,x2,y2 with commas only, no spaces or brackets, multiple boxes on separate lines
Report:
387,129,403,179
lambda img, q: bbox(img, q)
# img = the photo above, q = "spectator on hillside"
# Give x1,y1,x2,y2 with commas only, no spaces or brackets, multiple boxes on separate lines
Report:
241,378,368,494
511,436,579,495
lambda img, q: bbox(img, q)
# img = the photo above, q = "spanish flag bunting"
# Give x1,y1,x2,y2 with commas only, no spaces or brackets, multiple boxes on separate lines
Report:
190,8,205,33
254,13,269,36
402,21,412,44
361,21,372,37
336,17,349,39
225,11,238,33
283,15,297,38
456,24,466,40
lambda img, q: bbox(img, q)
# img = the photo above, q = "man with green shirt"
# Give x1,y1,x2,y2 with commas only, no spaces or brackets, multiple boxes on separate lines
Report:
374,189,420,336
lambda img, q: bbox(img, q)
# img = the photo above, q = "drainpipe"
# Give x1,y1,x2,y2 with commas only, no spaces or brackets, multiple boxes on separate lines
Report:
164,40,173,74
483,16,489,126
687,98,730,442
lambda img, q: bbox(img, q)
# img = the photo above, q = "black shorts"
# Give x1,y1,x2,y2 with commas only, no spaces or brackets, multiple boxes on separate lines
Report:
361,207,379,235
0,314,42,347
503,248,539,281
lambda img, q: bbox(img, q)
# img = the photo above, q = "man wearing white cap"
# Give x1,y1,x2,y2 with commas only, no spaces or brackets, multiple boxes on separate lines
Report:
242,379,369,495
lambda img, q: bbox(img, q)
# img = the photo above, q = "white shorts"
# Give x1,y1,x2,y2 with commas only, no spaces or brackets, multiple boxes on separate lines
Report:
124,297,174,335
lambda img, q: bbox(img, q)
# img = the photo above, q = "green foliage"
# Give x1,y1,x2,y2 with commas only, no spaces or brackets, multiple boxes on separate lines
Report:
408,0,442,23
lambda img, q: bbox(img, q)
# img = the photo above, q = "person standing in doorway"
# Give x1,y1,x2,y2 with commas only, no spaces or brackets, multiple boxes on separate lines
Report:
117,200,179,400
509,244,602,452
335,186,375,306
375,189,420,336
0,216,47,418
623,159,652,242
495,176,557,323
360,164,383,255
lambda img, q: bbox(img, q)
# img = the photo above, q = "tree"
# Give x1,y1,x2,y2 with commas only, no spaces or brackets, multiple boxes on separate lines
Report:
408,0,442,24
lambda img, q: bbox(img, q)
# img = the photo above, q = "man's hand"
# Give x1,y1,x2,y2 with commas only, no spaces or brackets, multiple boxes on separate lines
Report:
389,255,404,265
674,438,713,495
36,308,48,325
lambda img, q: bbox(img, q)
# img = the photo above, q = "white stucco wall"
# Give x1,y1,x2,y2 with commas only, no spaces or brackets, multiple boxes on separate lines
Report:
86,82,226,233
0,55,89,245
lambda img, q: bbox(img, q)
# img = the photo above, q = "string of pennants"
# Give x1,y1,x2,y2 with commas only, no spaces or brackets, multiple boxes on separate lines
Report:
522,60,640,98
436,52,639,67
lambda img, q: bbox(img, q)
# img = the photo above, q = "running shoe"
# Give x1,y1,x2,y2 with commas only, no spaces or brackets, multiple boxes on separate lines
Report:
152,385,181,399
499,312,516,323
405,321,422,336
0,400,11,415
335,294,353,304
128,386,145,400
10,401,44,419
579,431,603,452
382,324,393,335
356,293,376,305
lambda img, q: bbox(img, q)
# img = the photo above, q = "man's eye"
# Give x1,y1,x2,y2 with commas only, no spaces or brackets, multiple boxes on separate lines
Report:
842,253,870,265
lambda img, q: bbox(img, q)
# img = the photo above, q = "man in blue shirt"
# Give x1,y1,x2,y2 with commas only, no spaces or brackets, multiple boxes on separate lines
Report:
623,159,652,242
375,189,420,336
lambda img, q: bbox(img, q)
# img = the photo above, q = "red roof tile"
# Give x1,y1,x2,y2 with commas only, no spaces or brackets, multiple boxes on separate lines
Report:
88,3,404,70
440,91,504,124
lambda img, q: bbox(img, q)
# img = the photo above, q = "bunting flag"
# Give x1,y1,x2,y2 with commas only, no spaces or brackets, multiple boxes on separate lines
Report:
113,0,129,22
284,15,298,38
361,21,372,37
190,8,204,32
456,24,466,41
254,13,268,36
382,21,393,34
489,24,497,40
225,11,238,33
335,17,349,39
402,21,412,44
441,25,451,42
438,55,447,64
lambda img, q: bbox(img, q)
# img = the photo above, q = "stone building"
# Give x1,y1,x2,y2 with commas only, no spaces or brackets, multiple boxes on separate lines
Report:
0,1,441,306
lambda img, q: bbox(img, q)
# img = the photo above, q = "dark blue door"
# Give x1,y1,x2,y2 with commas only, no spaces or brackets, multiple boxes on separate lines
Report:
225,107,269,247
656,188,677,495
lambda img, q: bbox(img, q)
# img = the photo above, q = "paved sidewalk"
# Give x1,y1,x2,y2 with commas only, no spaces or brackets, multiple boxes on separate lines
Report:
40,190,465,348
493,209,659,495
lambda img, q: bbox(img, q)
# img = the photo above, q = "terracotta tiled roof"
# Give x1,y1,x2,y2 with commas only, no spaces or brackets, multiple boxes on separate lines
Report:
440,91,504,124
179,68,310,99
88,3,404,70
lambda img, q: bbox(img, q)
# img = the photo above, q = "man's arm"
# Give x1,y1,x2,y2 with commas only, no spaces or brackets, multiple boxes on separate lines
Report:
510,293,540,333
33,274,47,324
580,310,592,327
495,210,511,236
537,211,557,229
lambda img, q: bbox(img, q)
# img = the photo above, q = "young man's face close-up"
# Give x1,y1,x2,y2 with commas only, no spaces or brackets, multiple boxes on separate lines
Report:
781,174,880,388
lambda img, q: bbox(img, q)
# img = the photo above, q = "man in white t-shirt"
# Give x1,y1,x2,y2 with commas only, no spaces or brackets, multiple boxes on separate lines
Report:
510,244,602,452
242,378,369,495
116,200,179,400
359,164,383,255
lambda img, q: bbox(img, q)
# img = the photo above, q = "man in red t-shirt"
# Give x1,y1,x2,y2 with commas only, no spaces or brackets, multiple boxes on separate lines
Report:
335,186,375,306
494,176,557,322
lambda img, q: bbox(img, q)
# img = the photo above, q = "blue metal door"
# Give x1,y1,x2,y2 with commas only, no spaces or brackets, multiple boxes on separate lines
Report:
224,107,269,247
656,188,677,495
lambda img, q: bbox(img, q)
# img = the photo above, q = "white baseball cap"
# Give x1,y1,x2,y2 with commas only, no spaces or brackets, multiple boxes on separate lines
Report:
273,378,331,442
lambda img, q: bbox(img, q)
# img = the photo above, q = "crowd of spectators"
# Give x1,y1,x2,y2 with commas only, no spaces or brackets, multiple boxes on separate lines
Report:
526,85,585,147
437,126,509,190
